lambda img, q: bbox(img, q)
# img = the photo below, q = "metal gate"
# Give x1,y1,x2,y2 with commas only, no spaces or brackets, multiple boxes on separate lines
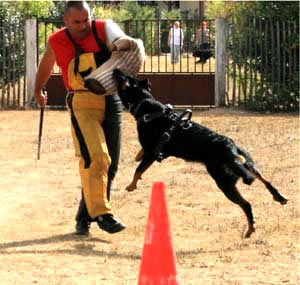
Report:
0,20,26,109
39,19,215,107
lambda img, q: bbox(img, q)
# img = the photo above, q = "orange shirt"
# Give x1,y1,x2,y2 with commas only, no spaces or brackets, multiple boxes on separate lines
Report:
49,20,107,90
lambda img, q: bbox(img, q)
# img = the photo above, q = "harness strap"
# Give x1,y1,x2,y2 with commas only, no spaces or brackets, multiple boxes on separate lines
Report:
136,111,165,125
135,103,173,125
155,108,192,162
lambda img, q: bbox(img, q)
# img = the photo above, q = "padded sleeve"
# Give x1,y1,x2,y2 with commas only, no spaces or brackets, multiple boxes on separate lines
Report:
105,20,125,44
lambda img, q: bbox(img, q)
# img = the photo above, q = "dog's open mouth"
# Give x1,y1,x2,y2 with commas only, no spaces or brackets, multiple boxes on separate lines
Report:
113,69,129,91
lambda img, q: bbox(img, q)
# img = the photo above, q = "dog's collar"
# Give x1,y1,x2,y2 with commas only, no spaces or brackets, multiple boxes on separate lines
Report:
135,104,172,125
136,111,165,125
129,98,149,116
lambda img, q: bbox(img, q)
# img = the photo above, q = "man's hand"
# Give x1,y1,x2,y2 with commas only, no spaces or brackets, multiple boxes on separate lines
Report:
35,89,47,107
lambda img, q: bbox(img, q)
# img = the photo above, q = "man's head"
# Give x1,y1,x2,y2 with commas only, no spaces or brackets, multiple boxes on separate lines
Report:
174,21,180,29
63,1,91,40
201,21,207,29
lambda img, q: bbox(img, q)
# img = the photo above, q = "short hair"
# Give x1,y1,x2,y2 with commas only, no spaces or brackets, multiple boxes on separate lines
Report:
64,1,90,15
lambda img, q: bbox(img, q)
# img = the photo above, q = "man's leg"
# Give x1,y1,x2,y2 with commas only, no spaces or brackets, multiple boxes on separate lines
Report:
102,94,122,200
170,45,175,64
75,189,92,235
75,94,122,235
74,107,125,234
174,45,180,63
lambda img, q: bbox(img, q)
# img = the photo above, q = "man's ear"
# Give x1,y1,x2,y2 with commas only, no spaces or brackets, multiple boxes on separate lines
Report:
63,15,68,27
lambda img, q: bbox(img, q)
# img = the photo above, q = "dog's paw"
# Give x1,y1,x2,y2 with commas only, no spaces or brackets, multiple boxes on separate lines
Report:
126,183,137,192
244,223,256,238
274,195,288,205
84,78,107,95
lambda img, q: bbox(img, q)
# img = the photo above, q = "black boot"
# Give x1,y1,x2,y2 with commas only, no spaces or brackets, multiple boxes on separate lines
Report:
75,193,92,235
97,214,126,234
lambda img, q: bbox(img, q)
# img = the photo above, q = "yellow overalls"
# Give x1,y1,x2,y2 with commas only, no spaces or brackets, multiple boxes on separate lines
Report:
66,52,112,219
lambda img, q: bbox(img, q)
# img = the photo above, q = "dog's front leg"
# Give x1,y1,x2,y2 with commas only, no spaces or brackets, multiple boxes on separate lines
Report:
126,153,156,192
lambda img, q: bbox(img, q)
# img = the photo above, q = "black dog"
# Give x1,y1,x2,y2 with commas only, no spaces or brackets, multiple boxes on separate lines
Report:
112,68,288,238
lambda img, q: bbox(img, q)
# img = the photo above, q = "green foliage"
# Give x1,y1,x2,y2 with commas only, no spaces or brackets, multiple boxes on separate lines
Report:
209,1,299,111
160,9,183,20
93,1,156,22
0,1,53,23
92,1,157,53
206,1,299,21
119,1,156,20
0,1,54,85
92,4,131,22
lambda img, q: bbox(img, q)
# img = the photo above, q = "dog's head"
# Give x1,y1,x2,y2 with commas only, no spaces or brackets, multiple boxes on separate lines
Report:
113,68,152,110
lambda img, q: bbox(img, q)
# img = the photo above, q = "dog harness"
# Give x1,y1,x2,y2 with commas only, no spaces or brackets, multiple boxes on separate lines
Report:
136,103,193,162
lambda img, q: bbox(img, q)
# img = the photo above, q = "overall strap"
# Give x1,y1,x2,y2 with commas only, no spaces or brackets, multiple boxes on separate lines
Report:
91,20,111,60
65,20,111,75
65,28,84,75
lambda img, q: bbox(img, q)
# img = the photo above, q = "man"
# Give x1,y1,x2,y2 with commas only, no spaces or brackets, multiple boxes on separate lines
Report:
168,21,184,64
34,1,126,235
194,21,211,64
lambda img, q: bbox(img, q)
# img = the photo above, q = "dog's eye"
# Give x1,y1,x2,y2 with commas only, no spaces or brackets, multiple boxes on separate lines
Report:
121,81,130,90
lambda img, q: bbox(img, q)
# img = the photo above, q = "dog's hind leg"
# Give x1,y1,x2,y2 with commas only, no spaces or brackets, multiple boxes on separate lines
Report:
221,182,255,238
248,167,288,205
228,147,255,185
206,164,255,238
219,184,255,238
237,147,288,205
229,161,255,185
135,148,144,162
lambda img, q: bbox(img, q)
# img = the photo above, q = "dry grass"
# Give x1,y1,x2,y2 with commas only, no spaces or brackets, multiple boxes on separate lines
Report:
0,109,299,285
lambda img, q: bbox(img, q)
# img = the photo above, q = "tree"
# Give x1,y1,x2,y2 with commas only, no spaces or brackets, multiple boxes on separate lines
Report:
0,1,53,87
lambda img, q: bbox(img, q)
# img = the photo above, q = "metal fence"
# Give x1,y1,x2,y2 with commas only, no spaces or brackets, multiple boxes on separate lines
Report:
0,20,26,109
3,17,297,111
37,18,215,74
226,17,299,111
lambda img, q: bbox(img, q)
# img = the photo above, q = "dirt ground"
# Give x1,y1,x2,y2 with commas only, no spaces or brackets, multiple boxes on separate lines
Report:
0,108,299,285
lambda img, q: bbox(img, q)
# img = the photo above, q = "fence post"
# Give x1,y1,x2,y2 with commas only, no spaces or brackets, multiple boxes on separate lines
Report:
215,18,227,107
25,18,37,108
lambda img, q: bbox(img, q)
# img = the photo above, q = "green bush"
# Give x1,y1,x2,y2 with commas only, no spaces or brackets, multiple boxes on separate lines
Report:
0,1,53,85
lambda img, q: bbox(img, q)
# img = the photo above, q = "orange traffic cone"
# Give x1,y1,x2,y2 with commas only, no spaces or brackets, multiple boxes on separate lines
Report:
138,181,179,285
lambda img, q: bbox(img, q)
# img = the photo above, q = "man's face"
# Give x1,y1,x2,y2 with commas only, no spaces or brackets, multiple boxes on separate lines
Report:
63,7,91,40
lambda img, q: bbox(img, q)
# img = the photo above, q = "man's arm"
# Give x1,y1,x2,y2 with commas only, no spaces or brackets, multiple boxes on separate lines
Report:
104,20,137,52
34,42,56,106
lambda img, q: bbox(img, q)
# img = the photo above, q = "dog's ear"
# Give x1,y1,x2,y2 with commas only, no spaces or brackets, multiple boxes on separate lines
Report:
140,79,151,91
